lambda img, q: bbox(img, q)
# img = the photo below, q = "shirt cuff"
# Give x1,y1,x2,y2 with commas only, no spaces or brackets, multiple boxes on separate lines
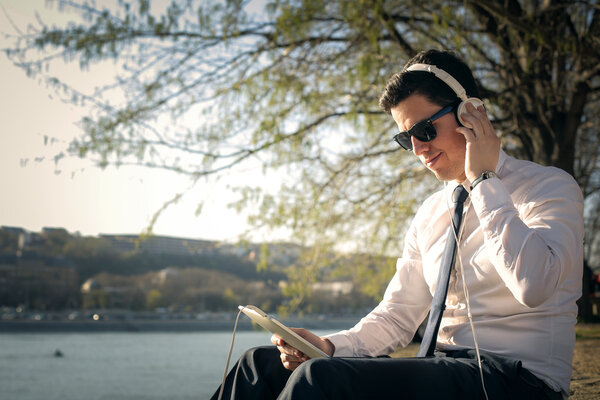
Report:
323,331,355,357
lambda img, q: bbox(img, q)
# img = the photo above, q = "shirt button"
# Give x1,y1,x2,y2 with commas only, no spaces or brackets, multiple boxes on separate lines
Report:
486,231,493,239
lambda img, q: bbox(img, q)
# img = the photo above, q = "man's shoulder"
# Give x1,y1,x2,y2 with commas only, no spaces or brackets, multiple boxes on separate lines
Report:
502,154,571,179
501,154,582,200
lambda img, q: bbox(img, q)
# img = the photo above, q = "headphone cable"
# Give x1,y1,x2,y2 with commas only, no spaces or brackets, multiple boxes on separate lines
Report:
217,309,243,400
446,191,490,400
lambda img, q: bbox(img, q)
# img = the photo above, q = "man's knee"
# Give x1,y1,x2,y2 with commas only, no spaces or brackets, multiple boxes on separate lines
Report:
279,358,356,400
297,358,332,381
244,345,276,360
287,358,337,391
240,346,280,371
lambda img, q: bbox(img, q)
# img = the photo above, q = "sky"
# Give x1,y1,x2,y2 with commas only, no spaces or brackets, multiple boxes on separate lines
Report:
0,0,276,243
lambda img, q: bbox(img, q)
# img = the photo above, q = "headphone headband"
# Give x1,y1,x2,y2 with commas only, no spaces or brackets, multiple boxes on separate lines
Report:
405,63,483,129
406,63,468,101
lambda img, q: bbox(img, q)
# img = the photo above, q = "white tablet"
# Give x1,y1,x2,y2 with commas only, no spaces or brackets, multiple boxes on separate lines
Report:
238,305,330,359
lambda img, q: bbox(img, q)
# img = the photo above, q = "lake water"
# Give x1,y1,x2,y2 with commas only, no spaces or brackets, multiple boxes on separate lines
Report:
0,329,337,400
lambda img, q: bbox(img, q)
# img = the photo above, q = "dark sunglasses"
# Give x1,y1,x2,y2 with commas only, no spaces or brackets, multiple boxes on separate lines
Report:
393,104,455,151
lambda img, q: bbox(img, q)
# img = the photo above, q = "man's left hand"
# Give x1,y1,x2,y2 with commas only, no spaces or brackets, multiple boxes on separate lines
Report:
457,102,501,182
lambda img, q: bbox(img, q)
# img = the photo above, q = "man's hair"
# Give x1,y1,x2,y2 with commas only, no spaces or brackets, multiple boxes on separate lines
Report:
378,50,480,114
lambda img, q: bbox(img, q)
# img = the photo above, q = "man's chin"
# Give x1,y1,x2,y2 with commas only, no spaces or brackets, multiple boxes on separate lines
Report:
430,168,462,182
430,169,449,181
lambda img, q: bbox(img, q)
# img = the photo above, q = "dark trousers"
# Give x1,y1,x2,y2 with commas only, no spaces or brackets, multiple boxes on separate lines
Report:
211,346,563,400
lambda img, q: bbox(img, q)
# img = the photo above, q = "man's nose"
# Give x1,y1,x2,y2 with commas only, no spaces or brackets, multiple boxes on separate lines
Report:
412,136,429,155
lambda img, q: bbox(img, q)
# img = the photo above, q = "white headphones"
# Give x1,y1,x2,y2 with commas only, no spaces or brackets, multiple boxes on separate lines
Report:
406,63,484,129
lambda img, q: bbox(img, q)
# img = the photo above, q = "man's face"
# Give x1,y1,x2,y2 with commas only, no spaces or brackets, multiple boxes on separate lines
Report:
391,94,467,182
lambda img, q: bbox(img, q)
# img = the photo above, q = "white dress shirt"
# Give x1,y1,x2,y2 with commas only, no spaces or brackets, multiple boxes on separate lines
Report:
326,150,584,398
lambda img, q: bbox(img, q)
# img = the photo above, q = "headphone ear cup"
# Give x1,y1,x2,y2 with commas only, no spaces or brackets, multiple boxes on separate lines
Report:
457,98,484,128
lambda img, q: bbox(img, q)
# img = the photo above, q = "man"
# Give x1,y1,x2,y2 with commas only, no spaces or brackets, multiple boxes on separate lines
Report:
212,50,583,400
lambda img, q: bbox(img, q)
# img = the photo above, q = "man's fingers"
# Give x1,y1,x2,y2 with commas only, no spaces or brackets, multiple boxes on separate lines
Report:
270,334,282,346
279,350,307,362
273,333,306,360
281,359,302,371
461,103,495,138
280,352,309,371
457,126,476,142
272,328,330,370
277,344,304,358
460,109,485,136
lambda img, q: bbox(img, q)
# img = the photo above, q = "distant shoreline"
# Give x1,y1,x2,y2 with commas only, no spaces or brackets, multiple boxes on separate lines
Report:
0,316,361,333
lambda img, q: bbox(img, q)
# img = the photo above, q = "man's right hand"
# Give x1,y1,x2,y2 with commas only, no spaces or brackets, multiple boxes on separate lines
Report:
271,327,335,371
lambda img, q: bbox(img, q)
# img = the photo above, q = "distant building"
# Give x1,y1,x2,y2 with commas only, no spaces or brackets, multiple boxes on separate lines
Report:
311,281,354,297
0,226,26,235
278,280,354,297
80,278,134,309
81,278,102,293
155,267,180,284
100,234,216,256
0,260,79,309
1,226,44,247
41,227,69,235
